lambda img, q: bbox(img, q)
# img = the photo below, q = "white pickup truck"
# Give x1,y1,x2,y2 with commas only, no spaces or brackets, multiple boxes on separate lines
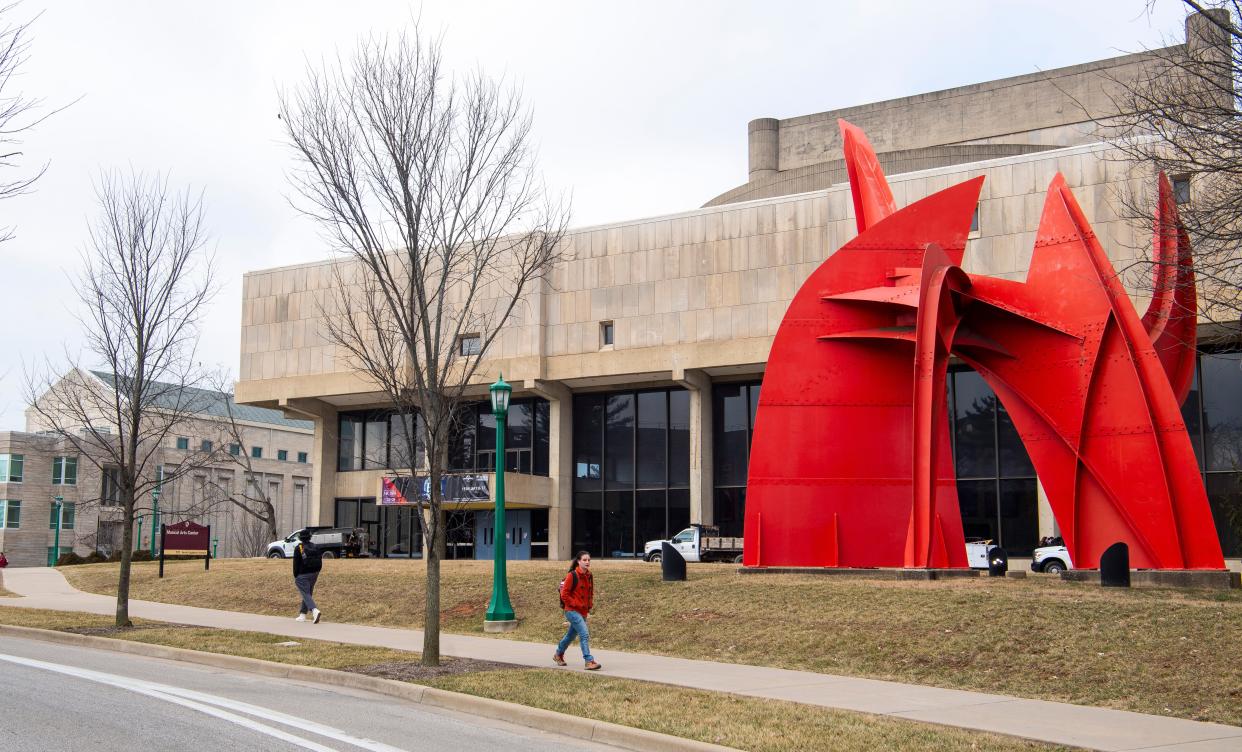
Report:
1030,537,1072,573
266,527,366,559
643,525,744,564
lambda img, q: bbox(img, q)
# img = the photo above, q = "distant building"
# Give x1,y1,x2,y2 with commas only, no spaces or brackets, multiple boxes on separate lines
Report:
234,11,1240,562
0,370,314,567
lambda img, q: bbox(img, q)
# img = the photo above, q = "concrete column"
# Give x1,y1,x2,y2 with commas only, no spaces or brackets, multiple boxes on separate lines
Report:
1186,9,1234,108
675,368,713,527
748,118,780,182
524,379,573,560
1036,478,1059,539
281,398,337,527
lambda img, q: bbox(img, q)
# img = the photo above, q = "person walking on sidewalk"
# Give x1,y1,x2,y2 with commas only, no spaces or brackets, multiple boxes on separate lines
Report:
292,529,323,623
554,551,600,670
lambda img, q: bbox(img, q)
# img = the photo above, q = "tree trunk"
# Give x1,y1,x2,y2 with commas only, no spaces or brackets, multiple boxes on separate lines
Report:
116,489,134,627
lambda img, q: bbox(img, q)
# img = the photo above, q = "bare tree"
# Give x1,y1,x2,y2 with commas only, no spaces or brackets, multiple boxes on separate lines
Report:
1101,2,1242,332
27,171,215,627
280,28,567,665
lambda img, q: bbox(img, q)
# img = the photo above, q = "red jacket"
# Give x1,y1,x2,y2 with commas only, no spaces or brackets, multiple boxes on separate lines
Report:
559,566,593,617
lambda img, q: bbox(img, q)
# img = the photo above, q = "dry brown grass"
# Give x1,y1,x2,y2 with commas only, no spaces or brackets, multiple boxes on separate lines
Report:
62,558,1242,726
0,605,1071,752
427,669,1075,752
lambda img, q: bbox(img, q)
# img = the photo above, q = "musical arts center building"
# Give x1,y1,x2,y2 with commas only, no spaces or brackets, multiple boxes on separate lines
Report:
235,11,1241,563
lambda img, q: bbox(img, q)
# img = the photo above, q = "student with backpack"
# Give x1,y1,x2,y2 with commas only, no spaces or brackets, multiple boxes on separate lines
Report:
292,529,323,623
554,551,600,670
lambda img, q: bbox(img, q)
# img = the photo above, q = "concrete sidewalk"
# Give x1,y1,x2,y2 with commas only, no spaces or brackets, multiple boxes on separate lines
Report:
1,567,1238,752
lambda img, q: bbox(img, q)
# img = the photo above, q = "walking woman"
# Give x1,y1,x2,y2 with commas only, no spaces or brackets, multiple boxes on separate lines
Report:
554,551,600,670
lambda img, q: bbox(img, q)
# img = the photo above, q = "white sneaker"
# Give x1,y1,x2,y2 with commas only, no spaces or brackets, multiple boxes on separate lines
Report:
312,608,322,624
295,613,307,622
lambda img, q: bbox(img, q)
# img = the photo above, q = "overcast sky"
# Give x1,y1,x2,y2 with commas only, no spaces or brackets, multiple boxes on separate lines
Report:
0,0,1192,426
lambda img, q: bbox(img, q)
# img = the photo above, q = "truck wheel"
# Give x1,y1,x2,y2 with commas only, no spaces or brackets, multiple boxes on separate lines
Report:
266,551,284,559
1042,560,1065,574
321,550,336,559
733,554,744,564
648,552,662,563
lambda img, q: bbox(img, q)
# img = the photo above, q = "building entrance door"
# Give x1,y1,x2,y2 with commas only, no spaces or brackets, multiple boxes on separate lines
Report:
474,509,530,560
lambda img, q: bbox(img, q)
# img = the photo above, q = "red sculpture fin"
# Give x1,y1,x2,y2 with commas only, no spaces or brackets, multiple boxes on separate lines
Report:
1143,172,1198,404
840,118,897,233
1141,173,1178,339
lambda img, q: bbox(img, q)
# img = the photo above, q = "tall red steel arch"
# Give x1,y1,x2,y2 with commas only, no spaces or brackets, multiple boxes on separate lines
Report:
743,121,1225,571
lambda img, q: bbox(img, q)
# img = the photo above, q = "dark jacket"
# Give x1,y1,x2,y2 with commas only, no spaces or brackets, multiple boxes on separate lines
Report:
293,541,322,576
559,566,593,617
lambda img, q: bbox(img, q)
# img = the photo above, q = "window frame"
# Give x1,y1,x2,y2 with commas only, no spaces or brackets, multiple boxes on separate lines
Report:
0,453,22,483
600,321,615,348
52,456,78,486
277,449,288,462
1,499,20,528
459,334,482,356
297,451,308,464
49,501,76,530
251,446,263,459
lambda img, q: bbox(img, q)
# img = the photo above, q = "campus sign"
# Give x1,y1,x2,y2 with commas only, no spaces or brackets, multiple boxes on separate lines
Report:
380,474,490,505
159,520,211,577
743,119,1225,572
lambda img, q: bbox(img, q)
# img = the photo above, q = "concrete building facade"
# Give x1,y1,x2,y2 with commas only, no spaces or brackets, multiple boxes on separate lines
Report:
234,12,1242,562
0,371,315,567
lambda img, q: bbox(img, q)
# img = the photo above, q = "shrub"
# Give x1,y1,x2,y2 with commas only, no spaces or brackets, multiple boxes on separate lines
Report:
55,552,86,567
83,551,108,564
130,549,153,562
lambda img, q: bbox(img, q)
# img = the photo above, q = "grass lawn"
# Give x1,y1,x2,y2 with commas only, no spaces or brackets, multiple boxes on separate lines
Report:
62,558,1242,726
0,606,1072,752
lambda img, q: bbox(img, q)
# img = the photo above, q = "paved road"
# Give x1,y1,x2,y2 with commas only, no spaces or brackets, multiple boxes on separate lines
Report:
0,635,614,752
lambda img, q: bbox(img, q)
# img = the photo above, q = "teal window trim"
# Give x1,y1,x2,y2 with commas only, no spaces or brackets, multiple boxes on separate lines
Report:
229,444,241,456
297,452,308,464
251,446,263,459
176,437,189,450
277,450,288,461
2,499,21,528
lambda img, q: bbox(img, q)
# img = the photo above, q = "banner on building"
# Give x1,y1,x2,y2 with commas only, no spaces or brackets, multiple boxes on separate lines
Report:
380,474,490,505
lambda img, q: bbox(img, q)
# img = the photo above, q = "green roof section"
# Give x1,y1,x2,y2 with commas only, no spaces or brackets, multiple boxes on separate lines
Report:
89,371,313,431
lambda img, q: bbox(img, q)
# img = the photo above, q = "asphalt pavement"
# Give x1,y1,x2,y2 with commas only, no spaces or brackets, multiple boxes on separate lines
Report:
0,635,616,752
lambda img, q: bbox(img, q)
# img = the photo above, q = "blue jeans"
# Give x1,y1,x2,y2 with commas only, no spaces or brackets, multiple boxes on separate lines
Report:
556,610,593,663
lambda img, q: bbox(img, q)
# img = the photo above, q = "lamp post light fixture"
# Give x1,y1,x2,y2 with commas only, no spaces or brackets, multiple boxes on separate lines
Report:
484,374,517,632
137,515,145,554
150,486,161,557
212,537,219,559
51,495,64,567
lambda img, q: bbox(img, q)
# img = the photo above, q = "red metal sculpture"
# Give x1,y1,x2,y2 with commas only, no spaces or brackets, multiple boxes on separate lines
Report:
744,121,1225,571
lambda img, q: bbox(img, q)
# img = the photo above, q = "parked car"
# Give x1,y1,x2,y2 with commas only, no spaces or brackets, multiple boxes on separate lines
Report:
643,524,744,563
266,527,367,559
1031,536,1072,573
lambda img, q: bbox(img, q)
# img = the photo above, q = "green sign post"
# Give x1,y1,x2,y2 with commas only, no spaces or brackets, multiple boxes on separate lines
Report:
50,495,64,567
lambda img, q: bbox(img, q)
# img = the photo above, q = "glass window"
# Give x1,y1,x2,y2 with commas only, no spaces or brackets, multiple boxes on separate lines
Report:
1172,175,1191,205
476,411,497,471
1206,472,1242,557
952,371,997,479
713,384,750,487
604,490,636,556
277,449,288,461
52,456,78,485
636,489,667,547
448,405,477,471
364,416,388,469
668,488,690,534
201,440,213,452
2,499,20,528
338,414,364,471
1202,352,1242,472
459,334,481,356
297,452,308,464
49,502,76,530
251,446,263,459
573,395,603,490
668,390,690,487
390,412,422,470
673,527,694,543
997,401,1034,477
175,437,189,450
533,400,550,477
102,467,121,506
713,487,746,537
605,394,634,489
572,491,602,556
601,321,614,347
999,478,1038,555
507,401,532,449
229,444,241,457
957,479,998,542
636,391,667,488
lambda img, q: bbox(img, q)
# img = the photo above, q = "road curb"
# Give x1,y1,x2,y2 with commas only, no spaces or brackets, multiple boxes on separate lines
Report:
0,623,740,752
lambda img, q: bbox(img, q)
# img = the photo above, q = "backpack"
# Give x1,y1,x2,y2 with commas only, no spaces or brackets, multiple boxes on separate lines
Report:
558,570,578,608
298,541,324,573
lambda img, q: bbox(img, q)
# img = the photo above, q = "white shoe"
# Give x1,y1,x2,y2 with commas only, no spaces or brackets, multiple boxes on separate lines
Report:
295,613,307,622
312,608,322,624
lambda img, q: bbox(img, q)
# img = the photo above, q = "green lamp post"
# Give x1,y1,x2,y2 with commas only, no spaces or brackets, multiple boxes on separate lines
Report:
51,495,64,567
136,515,145,554
484,374,517,632
149,485,161,557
